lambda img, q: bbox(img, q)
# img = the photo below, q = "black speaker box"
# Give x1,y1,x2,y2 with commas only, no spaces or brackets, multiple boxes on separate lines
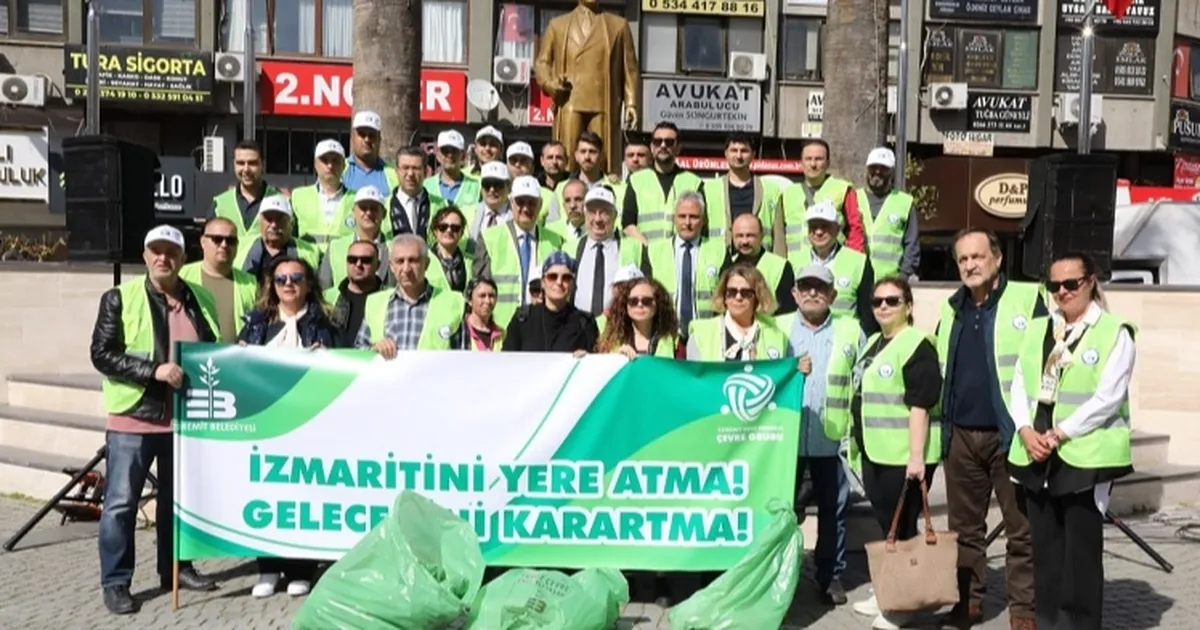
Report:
63,135,161,263
1020,153,1118,280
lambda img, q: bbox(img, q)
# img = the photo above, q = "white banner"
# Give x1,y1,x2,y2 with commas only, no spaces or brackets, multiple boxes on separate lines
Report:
0,129,50,202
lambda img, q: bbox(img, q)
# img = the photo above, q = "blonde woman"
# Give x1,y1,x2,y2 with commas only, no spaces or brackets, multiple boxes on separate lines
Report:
685,264,789,361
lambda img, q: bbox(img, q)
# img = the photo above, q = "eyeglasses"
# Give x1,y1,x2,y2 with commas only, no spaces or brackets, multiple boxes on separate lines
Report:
871,295,904,308
204,234,237,246
1045,277,1087,293
628,296,656,308
544,272,574,284
651,137,677,147
724,288,756,301
436,223,464,234
481,180,506,191
346,255,375,265
273,272,305,286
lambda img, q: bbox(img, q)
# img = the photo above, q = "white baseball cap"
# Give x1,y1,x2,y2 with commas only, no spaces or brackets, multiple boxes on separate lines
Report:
511,175,541,200
352,110,382,131
866,147,896,169
805,200,838,225
354,186,386,206
480,161,510,182
613,265,644,284
584,186,616,209
258,195,293,217
506,141,534,160
437,130,465,151
144,225,185,249
314,138,345,159
476,125,503,144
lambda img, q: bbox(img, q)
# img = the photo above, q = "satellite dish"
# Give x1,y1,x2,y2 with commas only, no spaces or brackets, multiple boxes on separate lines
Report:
467,80,500,112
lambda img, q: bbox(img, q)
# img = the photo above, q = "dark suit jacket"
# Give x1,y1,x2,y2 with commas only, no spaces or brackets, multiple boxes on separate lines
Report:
389,188,432,240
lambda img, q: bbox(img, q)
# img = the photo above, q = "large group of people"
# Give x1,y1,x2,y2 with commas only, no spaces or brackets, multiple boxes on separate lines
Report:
89,112,1135,630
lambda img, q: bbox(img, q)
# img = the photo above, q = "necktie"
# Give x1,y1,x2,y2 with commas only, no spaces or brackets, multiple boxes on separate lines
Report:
680,241,695,333
519,233,533,305
591,242,606,315
486,212,498,228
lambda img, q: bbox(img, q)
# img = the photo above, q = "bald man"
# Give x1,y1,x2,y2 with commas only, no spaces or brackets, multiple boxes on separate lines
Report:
720,213,796,315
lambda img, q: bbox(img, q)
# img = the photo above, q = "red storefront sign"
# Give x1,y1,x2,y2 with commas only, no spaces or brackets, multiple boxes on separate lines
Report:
528,81,554,127
675,156,804,174
1174,153,1200,188
259,61,467,122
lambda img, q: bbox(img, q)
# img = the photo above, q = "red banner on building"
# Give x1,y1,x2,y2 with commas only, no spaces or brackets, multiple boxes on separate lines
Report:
675,156,804,174
1175,153,1200,188
528,81,554,127
259,61,467,122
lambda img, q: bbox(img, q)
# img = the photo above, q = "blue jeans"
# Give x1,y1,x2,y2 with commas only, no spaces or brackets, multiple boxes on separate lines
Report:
99,431,186,586
797,456,848,585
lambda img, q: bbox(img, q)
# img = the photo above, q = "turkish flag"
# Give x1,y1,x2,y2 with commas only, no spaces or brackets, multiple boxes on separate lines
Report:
1104,0,1134,19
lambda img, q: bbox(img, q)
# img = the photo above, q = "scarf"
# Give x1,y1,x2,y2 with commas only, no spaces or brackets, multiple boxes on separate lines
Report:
722,313,759,361
439,250,465,291
1039,310,1089,404
267,306,308,348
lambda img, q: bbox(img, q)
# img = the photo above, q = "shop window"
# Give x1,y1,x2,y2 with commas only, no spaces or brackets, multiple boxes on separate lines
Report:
779,17,821,82
1,0,65,36
642,15,762,75
922,26,1039,91
97,0,197,46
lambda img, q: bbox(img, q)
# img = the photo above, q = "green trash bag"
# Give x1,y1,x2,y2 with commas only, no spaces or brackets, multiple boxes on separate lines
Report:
293,491,485,630
465,567,629,630
667,500,804,630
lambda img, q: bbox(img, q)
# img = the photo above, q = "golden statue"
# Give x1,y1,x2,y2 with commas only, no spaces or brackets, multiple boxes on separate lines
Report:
534,0,639,175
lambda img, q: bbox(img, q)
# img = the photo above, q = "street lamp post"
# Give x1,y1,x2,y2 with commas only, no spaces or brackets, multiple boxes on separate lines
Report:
895,0,911,188
85,1,100,134
242,2,256,140
1076,0,1099,154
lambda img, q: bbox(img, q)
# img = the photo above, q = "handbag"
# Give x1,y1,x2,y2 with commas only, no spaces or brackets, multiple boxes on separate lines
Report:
864,479,959,613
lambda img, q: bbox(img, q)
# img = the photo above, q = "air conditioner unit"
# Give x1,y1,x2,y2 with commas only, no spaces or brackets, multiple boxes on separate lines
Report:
929,82,968,110
203,136,226,173
728,52,767,82
1058,94,1103,125
214,52,245,83
492,56,531,86
0,74,47,107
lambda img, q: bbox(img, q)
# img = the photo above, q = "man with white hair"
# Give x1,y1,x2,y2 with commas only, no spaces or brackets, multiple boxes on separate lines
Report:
646,191,725,340
847,147,920,279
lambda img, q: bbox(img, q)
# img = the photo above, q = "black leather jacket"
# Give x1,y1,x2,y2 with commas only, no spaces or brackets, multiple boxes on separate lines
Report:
90,278,217,420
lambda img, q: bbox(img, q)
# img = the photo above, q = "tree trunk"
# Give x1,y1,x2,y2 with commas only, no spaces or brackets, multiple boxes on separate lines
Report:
822,0,890,187
353,0,422,160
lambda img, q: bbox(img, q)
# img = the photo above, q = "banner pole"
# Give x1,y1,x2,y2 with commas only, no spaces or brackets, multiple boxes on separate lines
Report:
173,344,182,611
172,560,180,610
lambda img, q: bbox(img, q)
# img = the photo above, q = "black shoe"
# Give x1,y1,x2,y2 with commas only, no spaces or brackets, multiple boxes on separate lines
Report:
163,567,219,592
103,585,137,615
818,578,848,606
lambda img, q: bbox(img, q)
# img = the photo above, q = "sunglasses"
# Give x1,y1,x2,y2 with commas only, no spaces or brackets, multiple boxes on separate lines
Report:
724,288,756,301
872,295,904,308
1045,277,1087,293
651,137,677,147
795,282,828,294
205,234,238,246
544,272,574,284
481,180,506,191
346,255,375,265
628,296,656,308
436,223,464,234
274,272,305,286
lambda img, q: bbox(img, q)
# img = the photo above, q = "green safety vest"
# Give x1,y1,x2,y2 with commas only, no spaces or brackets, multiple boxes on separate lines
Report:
787,245,866,319
755,251,788,312
341,161,400,196
536,187,558,225
234,237,322,272
176,262,258,334
857,326,941,466
290,185,359,249
628,168,702,242
780,177,852,255
688,315,790,361
545,217,587,242
702,176,783,248
775,313,861,441
426,249,474,293
101,278,220,414
482,225,565,329
212,184,284,237
1007,314,1135,470
647,238,725,322
423,173,481,214
324,234,389,290
362,287,465,350
856,189,913,279
604,328,678,358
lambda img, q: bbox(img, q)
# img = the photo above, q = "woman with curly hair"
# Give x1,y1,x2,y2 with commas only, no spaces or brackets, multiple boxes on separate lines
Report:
596,277,678,358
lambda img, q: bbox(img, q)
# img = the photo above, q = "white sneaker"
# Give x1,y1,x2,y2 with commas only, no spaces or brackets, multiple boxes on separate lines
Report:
286,580,311,597
251,574,279,598
871,612,913,629
853,594,880,616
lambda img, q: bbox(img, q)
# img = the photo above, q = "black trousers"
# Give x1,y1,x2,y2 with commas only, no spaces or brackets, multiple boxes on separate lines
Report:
256,557,319,581
861,457,938,541
1026,488,1105,630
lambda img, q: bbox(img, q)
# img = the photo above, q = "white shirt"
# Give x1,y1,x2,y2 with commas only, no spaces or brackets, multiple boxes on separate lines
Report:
468,202,512,250
319,186,346,227
394,188,417,231
811,243,840,267
673,235,701,315
1008,301,1136,512
574,236,619,313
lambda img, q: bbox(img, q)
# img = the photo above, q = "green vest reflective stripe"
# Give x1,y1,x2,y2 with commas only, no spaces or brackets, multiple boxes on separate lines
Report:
233,238,322,271
362,287,465,350
780,177,851,254
702,176,783,245
859,326,941,466
647,239,725,321
1007,314,1135,470
483,225,565,329
177,263,258,334
688,316,789,361
755,252,788,310
856,189,912,279
425,249,474,293
423,174,481,213
628,169,702,242
101,279,220,414
212,185,283,236
291,186,358,248
787,246,866,319
775,313,860,441
934,281,1040,414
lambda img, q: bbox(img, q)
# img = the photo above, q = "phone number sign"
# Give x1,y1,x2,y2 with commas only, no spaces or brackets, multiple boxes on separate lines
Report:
642,0,764,17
